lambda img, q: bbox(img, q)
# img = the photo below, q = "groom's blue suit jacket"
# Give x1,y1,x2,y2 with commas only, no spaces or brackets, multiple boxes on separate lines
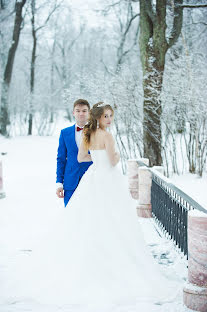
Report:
56,124,93,190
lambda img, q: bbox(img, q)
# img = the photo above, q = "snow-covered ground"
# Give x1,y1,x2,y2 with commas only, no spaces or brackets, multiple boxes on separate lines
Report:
0,133,203,311
170,172,207,211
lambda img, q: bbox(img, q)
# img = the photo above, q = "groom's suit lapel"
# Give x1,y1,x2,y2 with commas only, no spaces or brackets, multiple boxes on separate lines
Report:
71,124,78,152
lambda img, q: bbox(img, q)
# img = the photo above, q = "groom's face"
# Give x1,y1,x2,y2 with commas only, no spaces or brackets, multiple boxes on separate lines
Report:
73,104,89,125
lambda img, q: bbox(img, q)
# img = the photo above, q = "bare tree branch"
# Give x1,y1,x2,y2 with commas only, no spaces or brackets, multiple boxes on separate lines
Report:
93,0,122,15
0,9,15,23
124,13,139,37
36,0,62,32
176,3,207,8
100,58,116,76
145,0,156,24
67,26,84,54
168,0,183,49
116,11,139,70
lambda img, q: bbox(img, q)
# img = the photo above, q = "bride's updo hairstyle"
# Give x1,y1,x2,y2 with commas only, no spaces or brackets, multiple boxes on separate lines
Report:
82,102,114,150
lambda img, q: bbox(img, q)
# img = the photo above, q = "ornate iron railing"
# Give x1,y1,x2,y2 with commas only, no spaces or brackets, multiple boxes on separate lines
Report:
137,161,207,259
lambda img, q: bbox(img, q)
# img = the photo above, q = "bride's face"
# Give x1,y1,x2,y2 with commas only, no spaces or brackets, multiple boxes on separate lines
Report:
99,109,114,129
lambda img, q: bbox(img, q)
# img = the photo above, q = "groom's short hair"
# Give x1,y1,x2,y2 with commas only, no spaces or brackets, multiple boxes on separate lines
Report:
73,99,90,110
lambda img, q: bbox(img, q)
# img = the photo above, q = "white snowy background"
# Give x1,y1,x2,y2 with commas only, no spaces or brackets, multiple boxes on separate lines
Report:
0,0,207,311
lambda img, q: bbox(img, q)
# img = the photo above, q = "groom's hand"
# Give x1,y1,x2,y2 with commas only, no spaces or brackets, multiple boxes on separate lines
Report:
56,187,64,198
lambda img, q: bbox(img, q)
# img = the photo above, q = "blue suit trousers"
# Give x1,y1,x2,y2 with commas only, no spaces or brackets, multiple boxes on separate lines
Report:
64,177,81,207
64,190,75,207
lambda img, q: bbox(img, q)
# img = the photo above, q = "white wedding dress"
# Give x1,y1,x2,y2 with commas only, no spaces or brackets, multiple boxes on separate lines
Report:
5,150,182,310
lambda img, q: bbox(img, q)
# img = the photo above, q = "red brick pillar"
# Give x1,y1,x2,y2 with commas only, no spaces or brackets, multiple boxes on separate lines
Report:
136,166,152,218
127,158,149,200
183,209,207,312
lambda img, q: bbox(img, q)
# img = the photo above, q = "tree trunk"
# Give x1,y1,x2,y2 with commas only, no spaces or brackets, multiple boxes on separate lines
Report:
0,0,5,10
28,0,37,135
50,39,56,123
0,0,27,136
143,64,164,166
139,0,183,166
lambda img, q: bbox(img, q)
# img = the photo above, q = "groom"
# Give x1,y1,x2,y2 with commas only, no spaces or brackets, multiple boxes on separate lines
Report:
56,99,93,207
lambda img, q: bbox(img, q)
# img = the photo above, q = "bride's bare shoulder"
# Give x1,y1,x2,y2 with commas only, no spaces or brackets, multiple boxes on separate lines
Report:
91,128,106,138
103,131,114,143
94,128,108,136
91,129,114,143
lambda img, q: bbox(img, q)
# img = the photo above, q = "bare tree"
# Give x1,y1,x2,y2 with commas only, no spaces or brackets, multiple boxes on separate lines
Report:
53,23,84,121
114,1,139,73
0,0,5,10
139,0,183,166
0,0,27,136
28,0,60,135
139,0,207,167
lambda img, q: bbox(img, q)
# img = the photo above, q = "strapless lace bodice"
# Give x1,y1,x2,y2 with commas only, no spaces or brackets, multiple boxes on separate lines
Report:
89,149,112,170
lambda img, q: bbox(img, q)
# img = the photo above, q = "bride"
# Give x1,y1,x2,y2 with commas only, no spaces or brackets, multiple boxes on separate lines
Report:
8,102,182,309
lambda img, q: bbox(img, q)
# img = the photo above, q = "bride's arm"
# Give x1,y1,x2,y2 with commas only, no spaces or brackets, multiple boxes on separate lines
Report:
104,132,120,166
77,138,92,163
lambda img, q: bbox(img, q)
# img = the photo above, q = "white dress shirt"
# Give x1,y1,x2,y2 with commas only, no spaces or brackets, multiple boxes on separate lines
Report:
75,123,83,148
56,123,84,190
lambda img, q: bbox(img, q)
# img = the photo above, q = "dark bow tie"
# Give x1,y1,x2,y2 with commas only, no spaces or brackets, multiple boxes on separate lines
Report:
76,126,83,132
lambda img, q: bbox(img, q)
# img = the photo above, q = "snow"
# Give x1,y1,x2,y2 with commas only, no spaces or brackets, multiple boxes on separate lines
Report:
151,166,172,183
188,209,207,218
150,167,207,213
183,281,207,293
170,172,207,212
0,134,199,311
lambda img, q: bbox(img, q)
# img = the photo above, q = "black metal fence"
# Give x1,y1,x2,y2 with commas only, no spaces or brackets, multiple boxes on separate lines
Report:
137,161,207,259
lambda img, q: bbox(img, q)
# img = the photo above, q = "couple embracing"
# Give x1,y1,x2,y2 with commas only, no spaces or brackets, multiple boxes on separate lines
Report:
56,98,119,207
6,99,180,307
45,98,180,306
